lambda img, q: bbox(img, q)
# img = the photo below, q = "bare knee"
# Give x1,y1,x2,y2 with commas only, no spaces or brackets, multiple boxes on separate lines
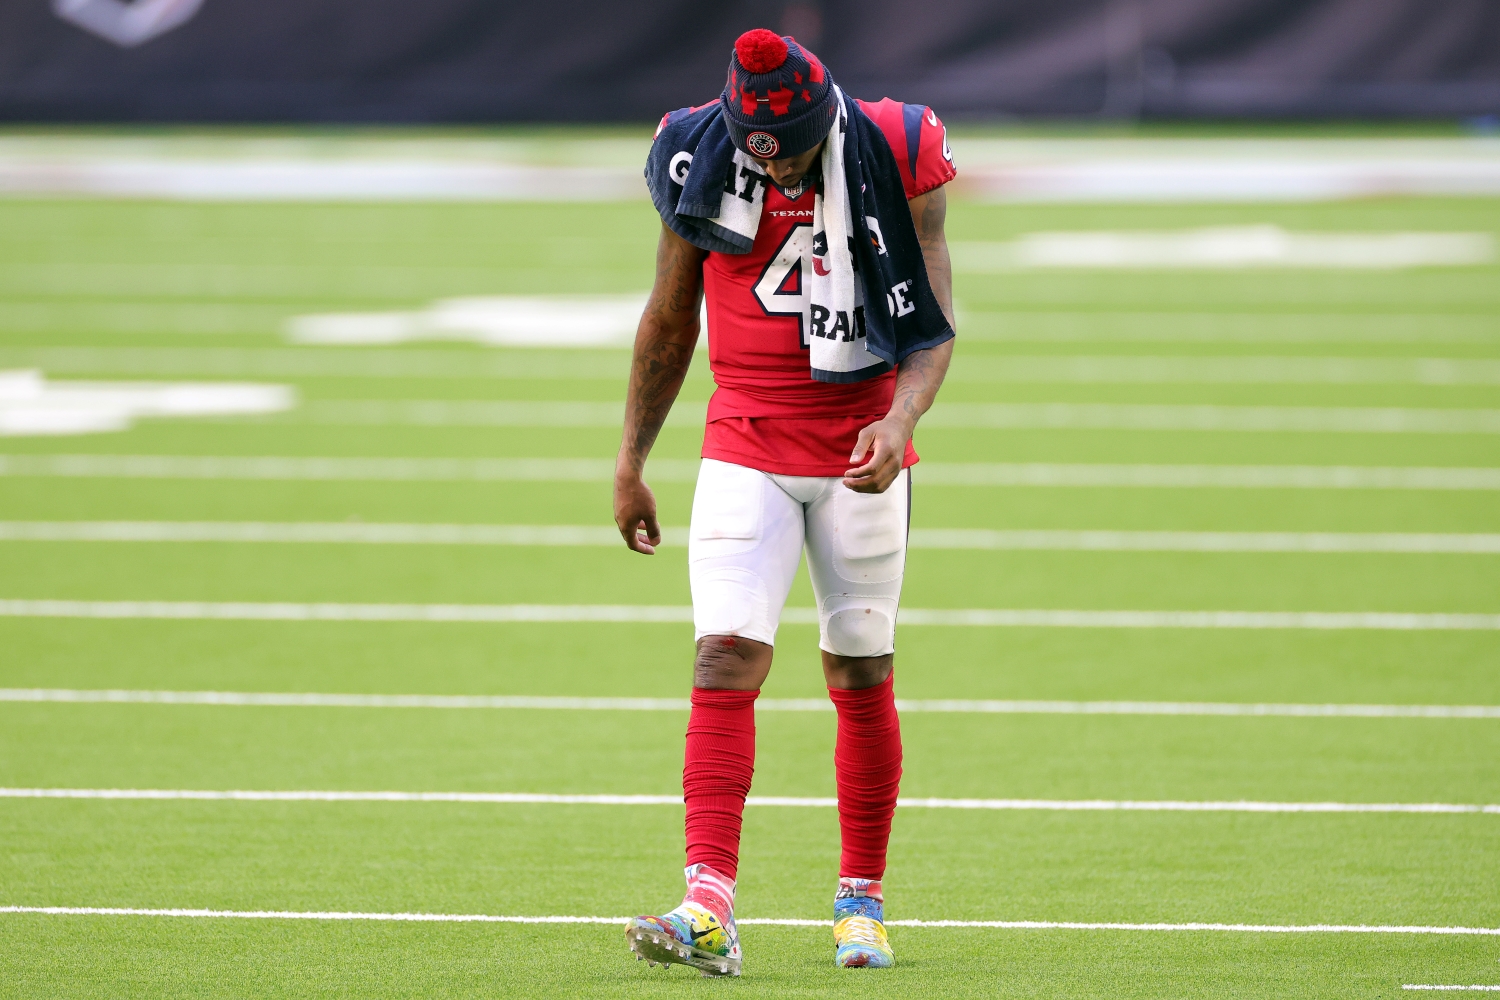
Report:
694,635,774,690
822,651,893,691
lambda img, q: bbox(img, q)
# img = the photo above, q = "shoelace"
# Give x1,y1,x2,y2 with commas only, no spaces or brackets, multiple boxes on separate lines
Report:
835,914,887,948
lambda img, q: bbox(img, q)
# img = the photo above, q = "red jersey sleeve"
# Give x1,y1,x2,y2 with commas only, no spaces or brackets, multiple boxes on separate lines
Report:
854,97,957,199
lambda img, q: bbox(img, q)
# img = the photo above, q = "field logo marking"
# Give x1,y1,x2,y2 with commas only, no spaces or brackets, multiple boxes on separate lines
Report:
951,228,1495,271
287,295,650,349
0,370,292,436
52,0,204,47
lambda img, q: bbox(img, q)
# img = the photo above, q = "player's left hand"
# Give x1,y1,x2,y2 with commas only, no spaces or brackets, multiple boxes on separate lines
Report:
843,417,912,493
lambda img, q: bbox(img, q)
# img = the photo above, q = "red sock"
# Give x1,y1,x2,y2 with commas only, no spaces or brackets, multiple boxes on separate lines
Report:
683,687,758,881
828,673,903,879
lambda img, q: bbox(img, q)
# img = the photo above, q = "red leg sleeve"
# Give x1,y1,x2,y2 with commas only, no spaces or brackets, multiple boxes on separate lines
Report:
683,686,758,881
828,673,903,880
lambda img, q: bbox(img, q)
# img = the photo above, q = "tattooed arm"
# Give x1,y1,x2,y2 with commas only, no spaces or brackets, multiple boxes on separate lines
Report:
843,185,956,494
614,223,709,553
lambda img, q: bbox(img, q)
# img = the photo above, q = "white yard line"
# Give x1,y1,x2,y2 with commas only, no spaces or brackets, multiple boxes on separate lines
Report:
906,530,1500,553
1,601,1497,630
0,689,701,710
0,521,670,546
3,455,1499,489
7,135,1500,203
1404,988,1500,992
0,161,649,201
954,311,1500,345
950,229,1495,270
4,521,1499,553
3,788,1497,814
300,400,1500,435
0,348,639,380
303,400,705,427
0,600,696,623
914,465,1500,490
894,609,1500,629
6,303,1495,345
941,356,1500,385
0,454,669,482
0,905,1495,935
6,689,1496,718
4,348,1500,385
919,403,1500,435
0,454,680,481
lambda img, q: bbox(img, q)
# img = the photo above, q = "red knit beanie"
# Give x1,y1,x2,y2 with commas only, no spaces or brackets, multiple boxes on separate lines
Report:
720,28,836,159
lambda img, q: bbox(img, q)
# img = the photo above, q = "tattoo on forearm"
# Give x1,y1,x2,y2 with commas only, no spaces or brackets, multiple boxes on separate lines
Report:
619,229,705,473
880,187,956,432
892,343,950,422
917,191,944,245
911,188,955,329
626,339,691,459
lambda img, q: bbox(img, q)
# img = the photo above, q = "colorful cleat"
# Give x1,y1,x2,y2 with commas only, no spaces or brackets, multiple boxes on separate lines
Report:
834,877,894,968
624,864,742,977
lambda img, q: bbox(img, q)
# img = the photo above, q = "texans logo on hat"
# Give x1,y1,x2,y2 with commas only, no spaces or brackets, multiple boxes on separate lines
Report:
746,132,780,158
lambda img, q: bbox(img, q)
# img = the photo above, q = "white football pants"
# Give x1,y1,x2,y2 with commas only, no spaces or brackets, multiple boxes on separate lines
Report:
688,458,909,657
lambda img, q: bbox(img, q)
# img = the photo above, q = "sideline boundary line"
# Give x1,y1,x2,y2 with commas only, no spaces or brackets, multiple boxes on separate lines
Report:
5,689,1499,719
2,601,1498,630
1,906,1495,935
3,788,1497,814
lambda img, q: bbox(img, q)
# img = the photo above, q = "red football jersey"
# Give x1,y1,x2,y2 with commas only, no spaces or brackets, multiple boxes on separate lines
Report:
699,99,956,477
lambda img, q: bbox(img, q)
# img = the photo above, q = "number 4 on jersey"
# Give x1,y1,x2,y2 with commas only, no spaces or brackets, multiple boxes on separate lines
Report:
752,223,813,348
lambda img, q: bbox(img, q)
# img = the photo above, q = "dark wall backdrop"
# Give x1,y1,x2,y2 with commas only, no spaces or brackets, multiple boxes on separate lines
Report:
2,0,1498,122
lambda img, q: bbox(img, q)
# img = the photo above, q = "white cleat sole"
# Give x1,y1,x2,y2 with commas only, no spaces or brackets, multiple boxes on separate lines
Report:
625,923,741,977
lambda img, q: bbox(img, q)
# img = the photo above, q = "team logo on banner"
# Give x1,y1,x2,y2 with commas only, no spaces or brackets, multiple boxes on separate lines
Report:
746,132,780,158
52,0,206,47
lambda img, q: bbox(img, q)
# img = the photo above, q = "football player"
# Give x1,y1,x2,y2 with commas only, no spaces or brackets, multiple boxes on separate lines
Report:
615,28,955,974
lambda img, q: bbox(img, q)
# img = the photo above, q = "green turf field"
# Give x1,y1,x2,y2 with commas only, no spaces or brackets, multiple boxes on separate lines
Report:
1,137,1499,997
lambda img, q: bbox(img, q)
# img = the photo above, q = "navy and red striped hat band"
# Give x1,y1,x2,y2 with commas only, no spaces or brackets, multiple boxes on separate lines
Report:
721,29,837,160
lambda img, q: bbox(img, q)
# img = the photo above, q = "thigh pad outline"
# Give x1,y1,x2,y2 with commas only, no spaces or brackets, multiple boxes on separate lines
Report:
830,475,907,585
690,459,766,562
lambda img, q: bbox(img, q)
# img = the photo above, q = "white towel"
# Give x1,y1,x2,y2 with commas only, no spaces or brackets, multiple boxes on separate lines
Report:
708,87,891,382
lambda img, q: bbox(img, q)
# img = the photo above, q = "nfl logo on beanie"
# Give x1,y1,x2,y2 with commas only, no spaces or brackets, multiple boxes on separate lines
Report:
721,29,836,160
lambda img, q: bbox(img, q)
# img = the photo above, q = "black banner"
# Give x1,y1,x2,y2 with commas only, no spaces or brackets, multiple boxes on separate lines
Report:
2,0,1497,122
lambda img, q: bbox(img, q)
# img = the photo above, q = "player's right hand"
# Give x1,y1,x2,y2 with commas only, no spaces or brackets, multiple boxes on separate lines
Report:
613,474,663,555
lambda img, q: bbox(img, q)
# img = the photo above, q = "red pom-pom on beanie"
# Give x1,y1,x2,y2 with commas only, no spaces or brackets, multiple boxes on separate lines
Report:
735,29,789,73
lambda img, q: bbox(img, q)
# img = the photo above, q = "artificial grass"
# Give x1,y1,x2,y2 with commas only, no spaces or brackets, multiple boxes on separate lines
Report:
2,186,1498,996
3,701,1499,803
2,802,1497,928
4,918,1495,1000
